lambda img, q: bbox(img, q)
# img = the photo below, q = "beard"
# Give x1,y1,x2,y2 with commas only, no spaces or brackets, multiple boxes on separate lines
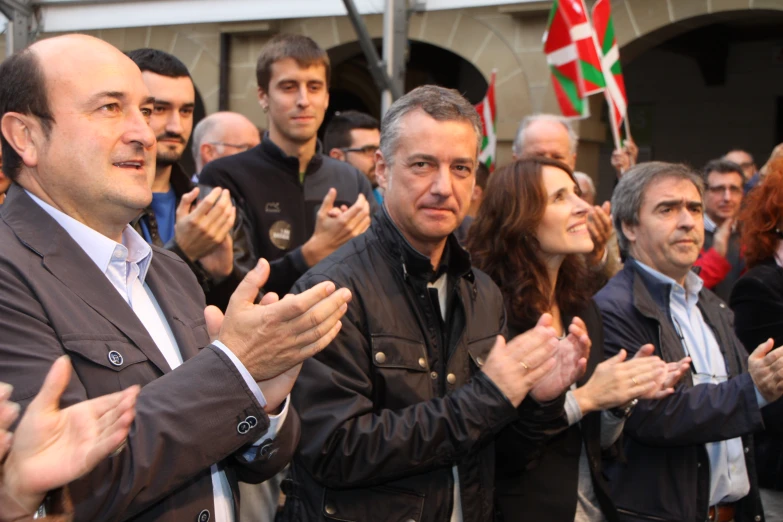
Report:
156,149,181,167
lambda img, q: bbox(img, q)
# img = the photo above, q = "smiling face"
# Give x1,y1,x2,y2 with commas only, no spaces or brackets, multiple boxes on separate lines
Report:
7,35,156,238
142,71,195,167
260,57,328,150
704,170,743,224
376,109,477,256
623,176,704,284
535,165,594,263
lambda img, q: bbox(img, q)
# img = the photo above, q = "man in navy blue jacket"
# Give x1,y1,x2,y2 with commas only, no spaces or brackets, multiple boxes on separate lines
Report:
595,161,783,522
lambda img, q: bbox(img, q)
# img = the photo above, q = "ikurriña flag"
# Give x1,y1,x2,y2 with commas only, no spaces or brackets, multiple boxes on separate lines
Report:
475,70,497,172
543,0,589,118
592,0,629,149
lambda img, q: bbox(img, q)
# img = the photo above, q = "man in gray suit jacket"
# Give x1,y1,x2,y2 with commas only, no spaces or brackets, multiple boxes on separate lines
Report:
0,34,351,521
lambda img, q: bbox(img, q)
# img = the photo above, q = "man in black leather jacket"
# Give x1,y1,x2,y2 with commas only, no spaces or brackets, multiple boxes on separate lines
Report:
281,86,589,522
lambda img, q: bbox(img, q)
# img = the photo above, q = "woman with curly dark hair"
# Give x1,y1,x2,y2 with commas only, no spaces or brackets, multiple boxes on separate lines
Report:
729,157,783,516
466,157,687,522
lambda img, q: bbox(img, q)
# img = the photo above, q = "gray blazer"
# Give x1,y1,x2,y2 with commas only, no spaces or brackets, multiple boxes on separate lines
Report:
0,184,299,522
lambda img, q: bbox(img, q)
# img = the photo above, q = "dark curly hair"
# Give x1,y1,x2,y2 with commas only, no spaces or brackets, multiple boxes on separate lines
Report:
740,156,783,268
466,157,589,325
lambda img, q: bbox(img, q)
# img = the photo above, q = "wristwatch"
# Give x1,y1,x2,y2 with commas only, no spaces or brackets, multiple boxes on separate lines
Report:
609,398,638,419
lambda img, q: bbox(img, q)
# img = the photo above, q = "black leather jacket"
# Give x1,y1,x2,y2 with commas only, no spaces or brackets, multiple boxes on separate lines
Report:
281,209,561,522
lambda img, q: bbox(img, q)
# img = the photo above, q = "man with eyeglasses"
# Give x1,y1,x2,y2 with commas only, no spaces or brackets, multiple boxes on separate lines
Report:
324,110,382,204
693,159,746,302
191,111,261,180
595,161,783,522
200,35,377,297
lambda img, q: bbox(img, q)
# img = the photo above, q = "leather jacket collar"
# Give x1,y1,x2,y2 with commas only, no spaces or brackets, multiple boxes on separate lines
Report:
374,205,474,285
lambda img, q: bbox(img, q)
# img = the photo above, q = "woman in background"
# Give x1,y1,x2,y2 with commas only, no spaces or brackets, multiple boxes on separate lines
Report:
730,157,783,519
467,157,687,522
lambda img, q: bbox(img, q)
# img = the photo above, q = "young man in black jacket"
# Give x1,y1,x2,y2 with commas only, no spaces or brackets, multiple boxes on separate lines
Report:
282,85,590,522
199,35,376,296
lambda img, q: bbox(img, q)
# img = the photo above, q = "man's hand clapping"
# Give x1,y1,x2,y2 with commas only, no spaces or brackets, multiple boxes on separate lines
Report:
302,189,371,267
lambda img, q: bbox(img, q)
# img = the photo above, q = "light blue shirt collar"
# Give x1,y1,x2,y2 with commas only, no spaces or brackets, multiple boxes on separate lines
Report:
704,213,717,234
25,190,152,283
633,259,703,305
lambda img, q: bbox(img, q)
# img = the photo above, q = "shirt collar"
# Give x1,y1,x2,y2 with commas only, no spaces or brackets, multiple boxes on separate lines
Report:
26,190,153,282
634,258,703,302
704,213,717,233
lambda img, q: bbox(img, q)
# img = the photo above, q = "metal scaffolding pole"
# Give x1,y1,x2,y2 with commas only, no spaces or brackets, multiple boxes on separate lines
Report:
0,0,34,56
381,0,406,115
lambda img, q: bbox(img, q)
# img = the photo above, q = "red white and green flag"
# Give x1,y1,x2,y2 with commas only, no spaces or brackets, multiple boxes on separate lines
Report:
592,0,629,149
543,1,588,118
475,70,497,172
561,0,606,96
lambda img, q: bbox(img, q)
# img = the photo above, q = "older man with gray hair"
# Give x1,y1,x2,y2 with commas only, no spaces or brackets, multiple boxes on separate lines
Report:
594,161,783,522
282,86,588,522
191,111,261,179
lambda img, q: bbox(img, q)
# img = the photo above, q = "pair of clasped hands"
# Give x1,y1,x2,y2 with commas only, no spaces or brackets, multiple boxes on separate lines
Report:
479,314,692,412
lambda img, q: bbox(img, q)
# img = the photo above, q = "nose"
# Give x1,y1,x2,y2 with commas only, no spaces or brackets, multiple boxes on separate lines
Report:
677,207,697,230
126,109,156,149
572,193,591,216
297,84,311,108
165,110,184,136
430,164,454,199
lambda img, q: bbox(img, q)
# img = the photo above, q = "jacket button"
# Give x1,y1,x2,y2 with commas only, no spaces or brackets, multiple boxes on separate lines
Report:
476,356,485,367
447,373,456,385
324,503,336,515
375,352,387,364
418,357,427,368
246,415,258,428
108,350,124,367
405,519,416,522
745,446,750,454
258,440,275,459
237,421,251,435
720,303,726,308
197,509,210,522
755,516,761,521
430,371,438,380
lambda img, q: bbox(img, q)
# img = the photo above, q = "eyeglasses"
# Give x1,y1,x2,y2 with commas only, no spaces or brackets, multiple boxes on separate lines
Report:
706,185,743,196
341,145,379,156
209,142,254,152
672,317,728,383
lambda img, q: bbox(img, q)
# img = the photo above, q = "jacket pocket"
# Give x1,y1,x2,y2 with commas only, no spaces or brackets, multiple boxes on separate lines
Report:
61,336,153,396
466,334,498,370
61,336,149,371
322,486,425,522
370,334,430,408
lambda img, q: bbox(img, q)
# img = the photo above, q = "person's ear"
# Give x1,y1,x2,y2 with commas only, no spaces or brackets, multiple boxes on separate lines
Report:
376,151,390,191
328,148,345,162
1,112,42,169
471,185,483,203
257,87,269,112
621,221,637,244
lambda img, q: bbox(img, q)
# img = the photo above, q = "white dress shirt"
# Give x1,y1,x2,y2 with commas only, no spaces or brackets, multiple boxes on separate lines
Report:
27,191,288,522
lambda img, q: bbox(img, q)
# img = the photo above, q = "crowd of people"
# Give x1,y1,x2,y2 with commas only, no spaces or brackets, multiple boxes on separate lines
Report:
1,29,783,522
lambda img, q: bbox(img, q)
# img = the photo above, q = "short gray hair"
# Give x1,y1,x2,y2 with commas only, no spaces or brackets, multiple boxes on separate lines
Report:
380,85,482,166
191,115,222,171
512,113,578,157
574,171,595,195
612,161,704,256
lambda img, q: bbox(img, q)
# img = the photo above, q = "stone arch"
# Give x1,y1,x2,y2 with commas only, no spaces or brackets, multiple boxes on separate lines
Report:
280,9,532,164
